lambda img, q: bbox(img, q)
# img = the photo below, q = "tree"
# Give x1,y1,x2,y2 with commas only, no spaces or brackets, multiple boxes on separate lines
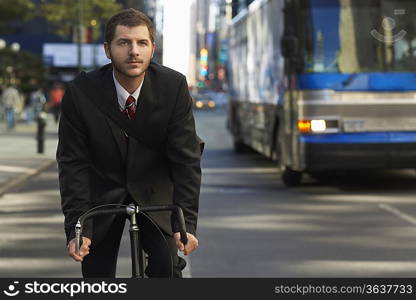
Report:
0,0,35,21
39,0,122,42
0,0,35,33
0,48,47,93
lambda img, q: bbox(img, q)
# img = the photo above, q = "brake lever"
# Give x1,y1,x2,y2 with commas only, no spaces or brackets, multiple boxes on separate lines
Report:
75,221,83,255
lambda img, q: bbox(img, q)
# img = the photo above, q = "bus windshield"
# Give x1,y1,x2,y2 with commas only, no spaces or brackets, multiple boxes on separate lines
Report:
298,0,416,73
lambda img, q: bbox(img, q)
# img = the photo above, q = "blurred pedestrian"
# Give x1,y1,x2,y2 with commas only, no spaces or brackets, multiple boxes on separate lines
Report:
29,88,46,122
48,83,65,123
1,84,20,130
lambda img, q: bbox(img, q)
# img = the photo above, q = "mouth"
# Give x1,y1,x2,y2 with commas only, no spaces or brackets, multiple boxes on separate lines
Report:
127,61,143,64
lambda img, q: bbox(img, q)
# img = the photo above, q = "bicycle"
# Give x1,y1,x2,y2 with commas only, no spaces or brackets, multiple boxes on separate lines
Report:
74,203,188,278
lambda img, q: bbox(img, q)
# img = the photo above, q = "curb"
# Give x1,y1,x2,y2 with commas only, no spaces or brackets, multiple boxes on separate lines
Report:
0,159,57,197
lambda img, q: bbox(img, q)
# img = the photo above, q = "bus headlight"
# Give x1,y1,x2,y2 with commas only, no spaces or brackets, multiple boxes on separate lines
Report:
298,119,333,133
310,120,326,132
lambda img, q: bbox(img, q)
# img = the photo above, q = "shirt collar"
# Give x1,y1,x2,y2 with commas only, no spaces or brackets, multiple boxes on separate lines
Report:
112,71,144,110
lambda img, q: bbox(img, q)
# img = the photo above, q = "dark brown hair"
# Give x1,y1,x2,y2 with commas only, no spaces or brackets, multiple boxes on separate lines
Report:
105,8,155,44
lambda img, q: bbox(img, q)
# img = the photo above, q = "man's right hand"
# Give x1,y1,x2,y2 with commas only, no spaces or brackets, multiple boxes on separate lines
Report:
67,237,91,262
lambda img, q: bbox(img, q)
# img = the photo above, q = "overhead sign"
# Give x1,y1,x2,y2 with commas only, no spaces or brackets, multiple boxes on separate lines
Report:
42,43,110,67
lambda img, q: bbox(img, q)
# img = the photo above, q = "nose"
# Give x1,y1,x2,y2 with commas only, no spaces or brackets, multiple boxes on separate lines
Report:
129,43,140,57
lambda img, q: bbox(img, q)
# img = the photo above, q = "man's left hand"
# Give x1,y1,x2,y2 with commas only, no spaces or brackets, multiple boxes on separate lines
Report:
174,232,198,255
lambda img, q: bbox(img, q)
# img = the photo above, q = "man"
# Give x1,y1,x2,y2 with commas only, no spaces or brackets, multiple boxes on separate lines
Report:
57,8,202,278
48,83,65,123
28,87,46,123
1,84,20,130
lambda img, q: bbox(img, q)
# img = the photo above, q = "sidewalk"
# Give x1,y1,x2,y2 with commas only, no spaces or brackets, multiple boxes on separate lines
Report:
0,114,59,196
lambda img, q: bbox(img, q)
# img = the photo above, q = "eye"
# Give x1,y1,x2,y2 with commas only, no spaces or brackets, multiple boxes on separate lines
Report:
119,40,128,46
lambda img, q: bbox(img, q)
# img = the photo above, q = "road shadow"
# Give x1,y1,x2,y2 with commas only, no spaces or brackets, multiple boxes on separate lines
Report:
303,169,416,193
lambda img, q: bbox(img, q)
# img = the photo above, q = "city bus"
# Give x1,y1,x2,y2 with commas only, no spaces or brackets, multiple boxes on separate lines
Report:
227,0,416,186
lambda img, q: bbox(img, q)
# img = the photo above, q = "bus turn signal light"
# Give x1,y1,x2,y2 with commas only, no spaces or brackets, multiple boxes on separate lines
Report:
298,120,311,133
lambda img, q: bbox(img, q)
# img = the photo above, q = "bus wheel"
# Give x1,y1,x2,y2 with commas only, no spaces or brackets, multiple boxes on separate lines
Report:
281,167,302,186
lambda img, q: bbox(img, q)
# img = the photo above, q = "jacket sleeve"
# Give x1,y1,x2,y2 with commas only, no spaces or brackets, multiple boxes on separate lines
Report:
56,84,93,245
165,76,202,236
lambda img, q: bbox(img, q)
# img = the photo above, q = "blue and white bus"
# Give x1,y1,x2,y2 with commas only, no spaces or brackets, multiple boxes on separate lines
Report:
227,0,416,185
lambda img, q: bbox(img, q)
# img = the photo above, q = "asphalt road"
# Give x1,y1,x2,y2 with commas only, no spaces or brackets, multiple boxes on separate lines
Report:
2,108,416,277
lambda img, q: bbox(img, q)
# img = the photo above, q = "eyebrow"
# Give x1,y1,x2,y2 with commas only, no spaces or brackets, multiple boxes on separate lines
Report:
116,37,150,43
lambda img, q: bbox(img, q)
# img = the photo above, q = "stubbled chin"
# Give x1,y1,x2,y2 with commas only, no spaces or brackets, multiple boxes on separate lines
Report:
125,68,143,75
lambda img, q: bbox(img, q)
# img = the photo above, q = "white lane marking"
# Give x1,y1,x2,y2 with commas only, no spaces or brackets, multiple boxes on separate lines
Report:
203,168,279,174
379,204,416,225
0,165,37,174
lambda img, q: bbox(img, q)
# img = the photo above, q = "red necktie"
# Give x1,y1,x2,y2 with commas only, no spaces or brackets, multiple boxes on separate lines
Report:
124,96,136,120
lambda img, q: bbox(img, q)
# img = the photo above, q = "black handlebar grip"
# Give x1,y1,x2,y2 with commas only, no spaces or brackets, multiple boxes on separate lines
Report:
140,205,188,245
180,231,188,245
175,207,188,245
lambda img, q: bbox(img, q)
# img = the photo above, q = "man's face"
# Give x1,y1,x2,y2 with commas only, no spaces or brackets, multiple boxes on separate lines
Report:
104,24,155,79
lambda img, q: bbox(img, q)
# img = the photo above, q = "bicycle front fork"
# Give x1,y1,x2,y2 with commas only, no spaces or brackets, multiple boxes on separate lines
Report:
129,208,146,278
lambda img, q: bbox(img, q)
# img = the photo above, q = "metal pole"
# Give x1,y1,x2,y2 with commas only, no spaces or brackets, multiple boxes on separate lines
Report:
77,0,83,73
92,34,97,69
36,112,46,154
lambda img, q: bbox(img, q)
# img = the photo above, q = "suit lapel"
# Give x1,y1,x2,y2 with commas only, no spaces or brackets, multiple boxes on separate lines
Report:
101,66,128,162
126,71,157,177
106,118,128,162
134,70,155,133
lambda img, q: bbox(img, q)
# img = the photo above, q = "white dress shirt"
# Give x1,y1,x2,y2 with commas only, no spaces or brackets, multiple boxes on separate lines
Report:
112,71,144,111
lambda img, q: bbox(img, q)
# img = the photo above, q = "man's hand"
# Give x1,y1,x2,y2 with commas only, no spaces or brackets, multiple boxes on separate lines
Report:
174,232,198,255
67,237,91,262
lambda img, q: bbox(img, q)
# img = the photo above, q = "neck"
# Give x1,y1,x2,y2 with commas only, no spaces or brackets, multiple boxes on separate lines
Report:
114,70,144,94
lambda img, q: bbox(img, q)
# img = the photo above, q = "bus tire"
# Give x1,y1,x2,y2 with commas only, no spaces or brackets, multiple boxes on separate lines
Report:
281,167,302,186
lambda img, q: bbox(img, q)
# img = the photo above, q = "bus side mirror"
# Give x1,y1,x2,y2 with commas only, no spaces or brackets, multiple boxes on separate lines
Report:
281,36,299,58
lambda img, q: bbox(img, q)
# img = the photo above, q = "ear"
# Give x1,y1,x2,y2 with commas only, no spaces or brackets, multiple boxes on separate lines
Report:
104,42,111,59
151,43,156,58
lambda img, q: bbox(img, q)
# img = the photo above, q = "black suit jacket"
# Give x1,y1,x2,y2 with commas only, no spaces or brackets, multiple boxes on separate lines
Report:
57,62,202,245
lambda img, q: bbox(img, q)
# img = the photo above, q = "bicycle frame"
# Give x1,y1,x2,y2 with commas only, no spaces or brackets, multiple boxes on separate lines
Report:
75,203,188,278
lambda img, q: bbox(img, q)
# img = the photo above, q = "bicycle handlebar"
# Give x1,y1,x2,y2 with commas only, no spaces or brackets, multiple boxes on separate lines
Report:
75,204,188,255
